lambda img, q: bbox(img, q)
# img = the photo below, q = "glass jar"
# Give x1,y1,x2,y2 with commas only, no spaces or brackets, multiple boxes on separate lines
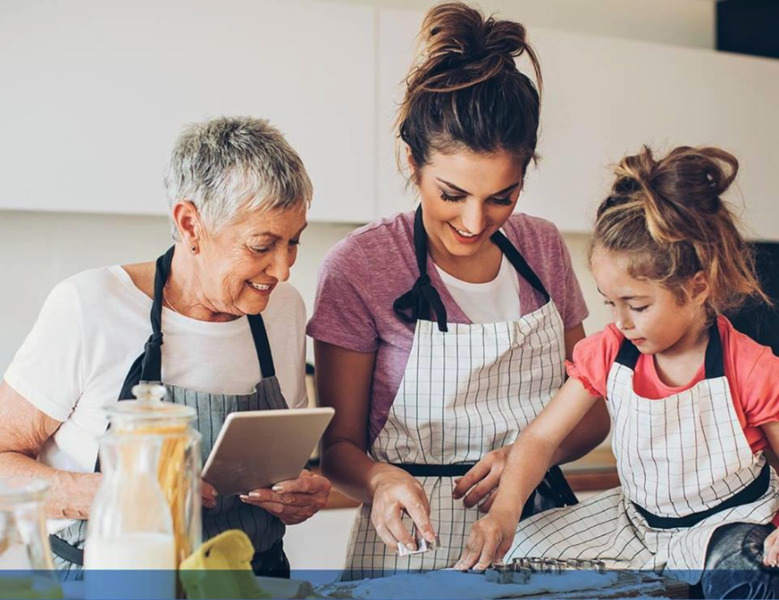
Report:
0,478,62,599
84,433,176,600
97,383,202,567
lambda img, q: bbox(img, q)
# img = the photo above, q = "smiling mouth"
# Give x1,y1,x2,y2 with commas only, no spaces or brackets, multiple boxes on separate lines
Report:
247,281,273,292
449,223,483,242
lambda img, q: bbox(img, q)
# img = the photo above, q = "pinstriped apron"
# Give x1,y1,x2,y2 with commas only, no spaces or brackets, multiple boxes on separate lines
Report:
507,323,779,585
343,206,577,579
49,246,289,580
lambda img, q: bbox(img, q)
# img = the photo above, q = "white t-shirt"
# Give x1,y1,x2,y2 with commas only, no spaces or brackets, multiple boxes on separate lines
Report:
434,254,521,323
4,266,307,529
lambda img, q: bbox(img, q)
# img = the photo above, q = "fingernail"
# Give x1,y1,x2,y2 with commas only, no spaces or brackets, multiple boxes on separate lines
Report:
406,543,416,551
239,495,249,502
249,491,261,498
272,485,284,493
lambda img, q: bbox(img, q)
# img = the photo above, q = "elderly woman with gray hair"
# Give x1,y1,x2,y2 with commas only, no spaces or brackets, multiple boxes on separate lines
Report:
0,116,331,578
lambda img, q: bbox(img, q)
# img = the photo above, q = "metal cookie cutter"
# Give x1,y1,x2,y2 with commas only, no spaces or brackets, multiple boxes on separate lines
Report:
565,558,606,574
485,561,531,585
396,533,442,557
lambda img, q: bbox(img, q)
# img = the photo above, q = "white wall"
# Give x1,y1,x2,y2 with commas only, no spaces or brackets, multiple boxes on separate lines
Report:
0,0,715,372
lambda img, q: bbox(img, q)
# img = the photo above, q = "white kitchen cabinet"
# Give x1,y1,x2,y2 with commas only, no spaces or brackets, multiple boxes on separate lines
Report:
0,0,375,223
377,9,779,240
2,3,778,234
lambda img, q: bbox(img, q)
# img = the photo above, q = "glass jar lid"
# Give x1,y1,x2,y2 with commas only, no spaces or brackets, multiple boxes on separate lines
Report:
106,381,195,430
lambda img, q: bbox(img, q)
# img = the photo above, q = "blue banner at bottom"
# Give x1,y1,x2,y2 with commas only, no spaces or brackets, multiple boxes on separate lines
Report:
0,568,776,599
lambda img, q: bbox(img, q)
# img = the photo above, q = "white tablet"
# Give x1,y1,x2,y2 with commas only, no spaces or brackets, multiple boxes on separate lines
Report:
202,407,335,497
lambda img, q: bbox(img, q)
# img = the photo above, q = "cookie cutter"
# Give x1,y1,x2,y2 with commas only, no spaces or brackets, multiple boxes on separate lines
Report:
396,533,442,557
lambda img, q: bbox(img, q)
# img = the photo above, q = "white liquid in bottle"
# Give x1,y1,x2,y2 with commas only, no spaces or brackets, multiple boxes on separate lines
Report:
85,531,176,569
84,532,176,600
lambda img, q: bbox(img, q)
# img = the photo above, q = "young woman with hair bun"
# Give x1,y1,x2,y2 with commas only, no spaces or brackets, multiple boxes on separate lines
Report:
307,1,609,577
458,145,779,599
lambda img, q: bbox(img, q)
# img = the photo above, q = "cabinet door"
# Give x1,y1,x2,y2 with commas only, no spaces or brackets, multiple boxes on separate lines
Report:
0,0,375,223
377,9,779,239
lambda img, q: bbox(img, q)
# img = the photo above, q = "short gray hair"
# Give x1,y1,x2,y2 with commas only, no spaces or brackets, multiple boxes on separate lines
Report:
164,116,313,239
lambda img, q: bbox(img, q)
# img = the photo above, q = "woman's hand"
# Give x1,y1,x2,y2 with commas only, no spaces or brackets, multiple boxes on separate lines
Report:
370,469,436,552
763,527,779,568
239,470,331,525
454,506,519,571
451,447,510,512
201,480,218,509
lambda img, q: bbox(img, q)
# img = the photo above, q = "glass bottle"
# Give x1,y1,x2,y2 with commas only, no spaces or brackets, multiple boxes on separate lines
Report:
0,478,62,599
84,433,176,599
102,383,202,567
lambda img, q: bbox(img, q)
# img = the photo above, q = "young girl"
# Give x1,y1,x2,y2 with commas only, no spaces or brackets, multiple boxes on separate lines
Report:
455,146,779,597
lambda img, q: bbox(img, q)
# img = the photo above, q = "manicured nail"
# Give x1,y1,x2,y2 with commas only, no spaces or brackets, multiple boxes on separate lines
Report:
239,495,249,502
406,542,416,551
272,485,284,493
248,491,261,498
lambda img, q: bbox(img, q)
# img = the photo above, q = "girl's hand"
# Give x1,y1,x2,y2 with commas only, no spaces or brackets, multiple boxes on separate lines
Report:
763,527,779,567
370,470,436,552
454,506,518,571
452,447,510,512
201,480,218,509
240,470,331,525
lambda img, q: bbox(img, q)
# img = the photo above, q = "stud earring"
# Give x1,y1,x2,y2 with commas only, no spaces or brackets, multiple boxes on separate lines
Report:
191,246,197,253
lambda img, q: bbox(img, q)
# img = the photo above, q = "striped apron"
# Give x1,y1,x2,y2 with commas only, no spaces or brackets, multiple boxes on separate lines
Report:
507,323,779,584
49,246,290,579
343,206,577,579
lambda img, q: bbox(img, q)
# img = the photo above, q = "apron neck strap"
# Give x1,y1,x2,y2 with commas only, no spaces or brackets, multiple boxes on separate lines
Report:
248,313,276,378
614,320,724,379
118,245,279,401
703,319,724,379
393,206,554,332
392,206,449,332
137,246,175,383
489,230,550,302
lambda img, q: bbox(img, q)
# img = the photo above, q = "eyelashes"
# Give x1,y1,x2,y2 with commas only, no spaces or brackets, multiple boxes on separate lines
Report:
439,190,512,205
249,240,300,254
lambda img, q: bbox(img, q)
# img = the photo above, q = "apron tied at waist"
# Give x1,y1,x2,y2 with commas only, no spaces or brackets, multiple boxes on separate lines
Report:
632,462,771,530
392,463,578,514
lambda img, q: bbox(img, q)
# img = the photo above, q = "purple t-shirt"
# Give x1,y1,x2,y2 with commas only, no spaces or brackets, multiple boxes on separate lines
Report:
307,211,588,443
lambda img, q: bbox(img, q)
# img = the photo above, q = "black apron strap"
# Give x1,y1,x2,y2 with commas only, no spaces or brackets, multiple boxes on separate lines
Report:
490,230,551,302
393,463,578,512
614,336,642,369
393,206,449,332
391,463,475,477
49,534,84,566
116,246,173,399
704,320,725,379
614,320,723,375
393,207,555,332
633,462,770,529
248,313,276,379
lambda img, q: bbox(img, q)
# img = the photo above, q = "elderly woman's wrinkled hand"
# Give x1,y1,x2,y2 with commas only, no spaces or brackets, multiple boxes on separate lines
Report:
201,480,218,509
239,470,331,525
